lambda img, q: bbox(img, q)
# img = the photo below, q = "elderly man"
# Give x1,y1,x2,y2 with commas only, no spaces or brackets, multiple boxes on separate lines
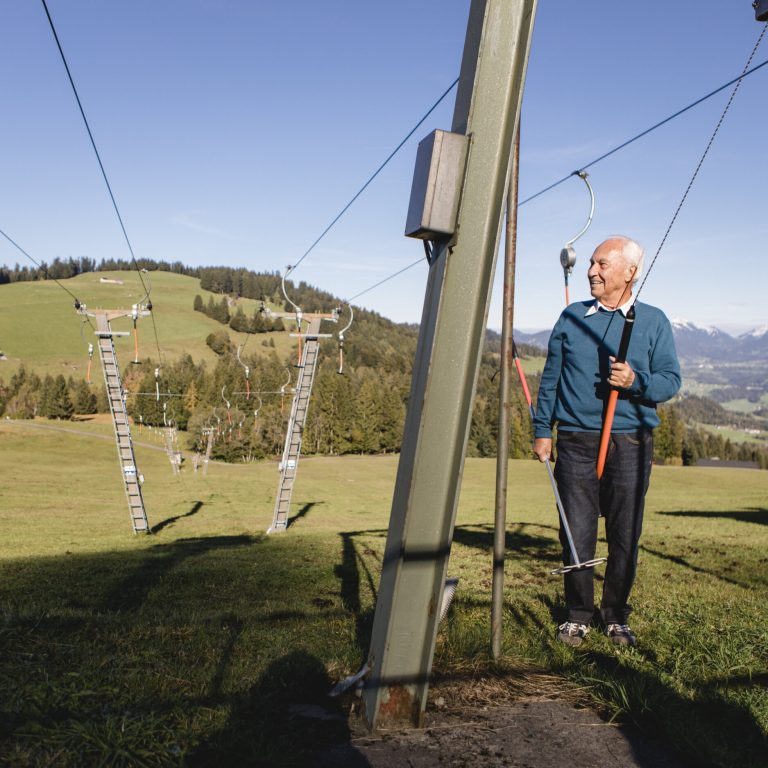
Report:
533,236,680,647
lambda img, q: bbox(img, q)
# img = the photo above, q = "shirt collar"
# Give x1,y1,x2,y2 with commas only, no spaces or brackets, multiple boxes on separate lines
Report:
584,296,635,317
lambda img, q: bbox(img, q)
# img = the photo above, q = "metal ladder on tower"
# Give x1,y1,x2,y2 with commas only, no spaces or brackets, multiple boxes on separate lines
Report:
94,313,150,533
267,322,322,533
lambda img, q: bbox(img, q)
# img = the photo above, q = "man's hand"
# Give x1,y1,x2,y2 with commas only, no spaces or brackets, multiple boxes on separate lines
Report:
608,356,635,389
533,437,552,463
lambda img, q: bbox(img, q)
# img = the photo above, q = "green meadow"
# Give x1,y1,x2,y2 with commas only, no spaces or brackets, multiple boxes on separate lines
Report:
0,271,293,378
0,418,766,766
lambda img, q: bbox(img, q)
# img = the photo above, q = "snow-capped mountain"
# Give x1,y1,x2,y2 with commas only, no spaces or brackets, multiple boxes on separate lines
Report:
736,325,768,361
515,320,768,362
653,319,768,361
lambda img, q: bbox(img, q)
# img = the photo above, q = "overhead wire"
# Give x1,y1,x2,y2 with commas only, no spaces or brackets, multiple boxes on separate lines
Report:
286,77,459,278
40,0,164,365
518,55,768,208
595,22,767,480
0,226,85,310
635,23,767,300
347,258,422,303
343,54,768,305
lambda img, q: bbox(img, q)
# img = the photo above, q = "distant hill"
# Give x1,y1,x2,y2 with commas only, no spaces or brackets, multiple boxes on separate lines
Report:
0,271,296,378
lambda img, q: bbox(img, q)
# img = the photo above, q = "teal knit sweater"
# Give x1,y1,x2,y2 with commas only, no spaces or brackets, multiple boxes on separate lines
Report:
533,300,681,438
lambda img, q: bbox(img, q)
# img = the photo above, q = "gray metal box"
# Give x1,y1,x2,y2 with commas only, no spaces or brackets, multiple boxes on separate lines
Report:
405,129,469,240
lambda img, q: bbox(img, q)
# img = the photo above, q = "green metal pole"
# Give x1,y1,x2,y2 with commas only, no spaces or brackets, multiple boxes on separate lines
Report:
362,0,538,730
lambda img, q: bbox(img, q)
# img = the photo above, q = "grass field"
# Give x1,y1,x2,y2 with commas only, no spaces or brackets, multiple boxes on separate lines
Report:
0,419,766,766
722,397,768,415
0,271,295,378
695,421,767,446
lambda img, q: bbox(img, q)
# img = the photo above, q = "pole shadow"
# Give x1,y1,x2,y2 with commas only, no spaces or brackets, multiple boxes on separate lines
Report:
659,507,768,527
151,500,205,534
287,501,322,528
335,532,380,654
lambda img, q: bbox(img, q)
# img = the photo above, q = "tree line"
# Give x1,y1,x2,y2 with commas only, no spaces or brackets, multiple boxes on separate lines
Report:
1,263,766,467
2,343,766,468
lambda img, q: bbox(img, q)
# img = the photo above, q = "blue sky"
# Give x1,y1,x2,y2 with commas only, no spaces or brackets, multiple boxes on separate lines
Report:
1,1,766,334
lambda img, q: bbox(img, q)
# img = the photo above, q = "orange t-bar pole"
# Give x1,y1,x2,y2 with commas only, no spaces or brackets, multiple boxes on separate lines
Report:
596,305,636,479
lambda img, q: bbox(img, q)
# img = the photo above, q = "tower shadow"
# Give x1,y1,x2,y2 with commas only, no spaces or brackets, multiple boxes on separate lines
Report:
151,500,204,534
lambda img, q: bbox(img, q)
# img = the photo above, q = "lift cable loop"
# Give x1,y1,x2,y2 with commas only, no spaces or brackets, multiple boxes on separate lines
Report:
253,395,264,432
236,343,251,400
559,171,595,306
280,367,292,415
221,386,233,425
281,266,304,366
79,317,95,383
336,303,354,374
596,21,767,480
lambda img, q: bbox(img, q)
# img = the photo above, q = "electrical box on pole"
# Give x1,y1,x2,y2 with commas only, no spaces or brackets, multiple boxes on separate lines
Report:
362,0,538,731
405,130,469,240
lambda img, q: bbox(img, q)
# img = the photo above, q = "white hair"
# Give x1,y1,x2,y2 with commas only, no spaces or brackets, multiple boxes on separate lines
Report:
609,235,644,284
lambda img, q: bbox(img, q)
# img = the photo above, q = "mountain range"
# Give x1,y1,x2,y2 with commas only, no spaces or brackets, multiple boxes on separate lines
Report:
515,320,768,363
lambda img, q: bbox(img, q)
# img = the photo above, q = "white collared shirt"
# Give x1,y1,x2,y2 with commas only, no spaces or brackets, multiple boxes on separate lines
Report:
584,295,635,317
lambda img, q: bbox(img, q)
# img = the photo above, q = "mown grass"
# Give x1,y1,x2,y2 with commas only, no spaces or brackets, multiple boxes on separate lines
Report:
0,271,294,378
0,419,766,766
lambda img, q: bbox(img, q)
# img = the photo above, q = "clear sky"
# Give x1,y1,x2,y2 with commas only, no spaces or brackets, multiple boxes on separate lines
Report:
1,1,766,335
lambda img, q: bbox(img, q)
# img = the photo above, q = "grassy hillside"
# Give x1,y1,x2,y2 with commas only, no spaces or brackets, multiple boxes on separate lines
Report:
0,271,296,378
0,418,766,766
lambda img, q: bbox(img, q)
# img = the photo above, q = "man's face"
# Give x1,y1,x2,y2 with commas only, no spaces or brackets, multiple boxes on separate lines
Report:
587,241,635,306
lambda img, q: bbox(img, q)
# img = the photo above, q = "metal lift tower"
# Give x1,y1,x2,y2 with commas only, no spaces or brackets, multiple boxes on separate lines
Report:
362,0,537,729
267,309,338,533
80,306,151,533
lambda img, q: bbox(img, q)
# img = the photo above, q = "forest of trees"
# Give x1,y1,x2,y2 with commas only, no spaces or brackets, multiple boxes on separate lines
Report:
1,263,766,468
3,349,766,468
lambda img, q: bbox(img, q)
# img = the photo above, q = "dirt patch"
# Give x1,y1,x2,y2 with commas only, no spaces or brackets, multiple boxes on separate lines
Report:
307,673,687,768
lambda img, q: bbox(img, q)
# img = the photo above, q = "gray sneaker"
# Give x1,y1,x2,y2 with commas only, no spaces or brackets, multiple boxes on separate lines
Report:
605,623,637,647
557,621,589,647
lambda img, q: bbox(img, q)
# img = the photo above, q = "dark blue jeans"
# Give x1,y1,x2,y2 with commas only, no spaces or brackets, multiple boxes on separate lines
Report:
553,429,653,625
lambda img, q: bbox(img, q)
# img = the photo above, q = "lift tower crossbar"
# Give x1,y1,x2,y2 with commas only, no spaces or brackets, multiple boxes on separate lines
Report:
267,310,337,533
83,307,151,533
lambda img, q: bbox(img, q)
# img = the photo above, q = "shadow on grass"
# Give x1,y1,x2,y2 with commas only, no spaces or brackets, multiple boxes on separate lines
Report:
288,501,321,528
151,500,205,534
640,544,758,590
1,531,764,767
189,649,372,767
0,535,369,766
562,646,768,768
335,532,380,654
659,507,768,527
452,522,562,566
99,534,263,612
